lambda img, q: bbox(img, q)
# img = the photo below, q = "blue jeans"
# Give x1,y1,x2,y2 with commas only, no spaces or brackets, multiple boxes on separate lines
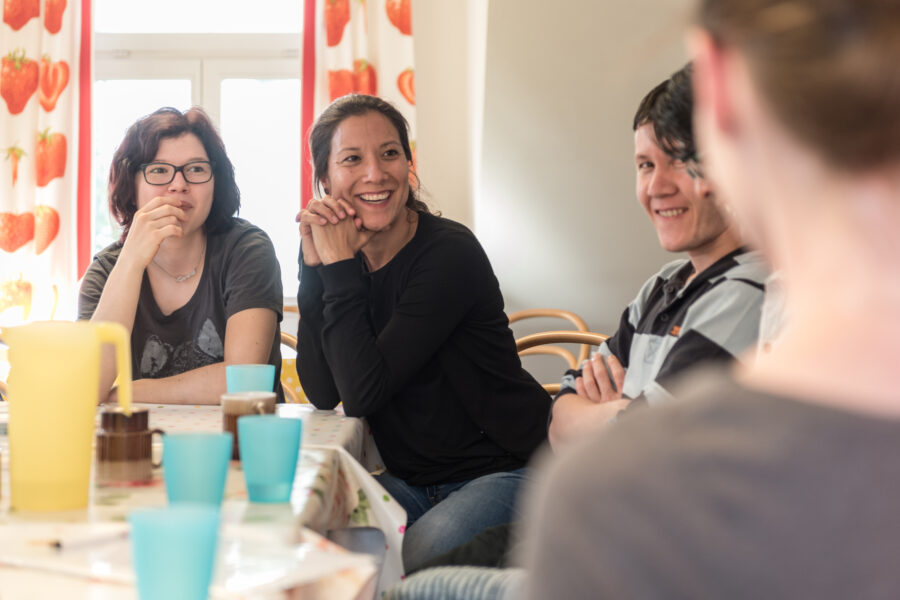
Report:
375,468,528,573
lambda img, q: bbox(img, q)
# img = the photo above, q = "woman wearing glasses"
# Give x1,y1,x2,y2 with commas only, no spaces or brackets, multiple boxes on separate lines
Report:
79,107,283,405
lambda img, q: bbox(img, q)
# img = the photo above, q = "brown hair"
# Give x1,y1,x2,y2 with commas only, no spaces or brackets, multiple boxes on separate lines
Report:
698,0,900,170
308,94,428,213
108,107,240,241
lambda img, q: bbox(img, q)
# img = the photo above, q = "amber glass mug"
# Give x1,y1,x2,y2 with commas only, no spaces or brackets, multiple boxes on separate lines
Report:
96,407,164,485
221,391,277,460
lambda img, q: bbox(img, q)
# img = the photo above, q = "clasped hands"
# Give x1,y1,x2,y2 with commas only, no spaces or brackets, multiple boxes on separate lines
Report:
297,196,374,266
575,353,626,404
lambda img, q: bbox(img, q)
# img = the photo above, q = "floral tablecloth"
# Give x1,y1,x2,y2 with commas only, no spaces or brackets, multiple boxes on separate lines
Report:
146,402,387,473
0,402,405,598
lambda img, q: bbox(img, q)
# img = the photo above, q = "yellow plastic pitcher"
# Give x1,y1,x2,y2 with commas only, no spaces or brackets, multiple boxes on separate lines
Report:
2,321,132,511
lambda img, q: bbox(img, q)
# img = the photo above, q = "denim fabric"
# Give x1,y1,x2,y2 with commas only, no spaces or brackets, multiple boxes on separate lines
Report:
375,468,528,573
411,523,514,574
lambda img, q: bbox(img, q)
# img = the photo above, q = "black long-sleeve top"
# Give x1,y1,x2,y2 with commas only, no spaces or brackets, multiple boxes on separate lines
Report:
298,212,551,485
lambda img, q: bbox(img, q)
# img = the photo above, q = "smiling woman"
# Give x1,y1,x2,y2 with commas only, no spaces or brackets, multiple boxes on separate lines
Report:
78,107,284,406
296,94,552,573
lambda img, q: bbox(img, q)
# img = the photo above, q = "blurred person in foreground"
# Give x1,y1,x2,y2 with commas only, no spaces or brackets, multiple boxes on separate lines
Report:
520,1,900,598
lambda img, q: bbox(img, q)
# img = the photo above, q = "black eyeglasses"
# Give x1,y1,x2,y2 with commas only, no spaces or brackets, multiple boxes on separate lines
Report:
139,161,214,185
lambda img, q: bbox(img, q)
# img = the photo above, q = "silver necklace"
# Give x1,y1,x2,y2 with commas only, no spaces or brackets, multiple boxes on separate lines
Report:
152,239,205,283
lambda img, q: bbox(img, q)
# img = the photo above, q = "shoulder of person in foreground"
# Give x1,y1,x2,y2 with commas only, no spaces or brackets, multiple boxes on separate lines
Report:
519,369,761,599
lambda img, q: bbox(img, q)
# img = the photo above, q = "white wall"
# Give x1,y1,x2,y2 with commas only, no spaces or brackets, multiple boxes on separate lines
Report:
414,0,694,379
412,0,487,226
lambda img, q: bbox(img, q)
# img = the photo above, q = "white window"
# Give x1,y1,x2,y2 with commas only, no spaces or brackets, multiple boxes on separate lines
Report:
93,1,302,298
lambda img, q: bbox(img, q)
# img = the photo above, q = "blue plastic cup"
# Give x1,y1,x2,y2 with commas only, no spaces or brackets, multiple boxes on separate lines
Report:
238,415,302,503
129,504,220,600
163,433,232,506
226,363,276,393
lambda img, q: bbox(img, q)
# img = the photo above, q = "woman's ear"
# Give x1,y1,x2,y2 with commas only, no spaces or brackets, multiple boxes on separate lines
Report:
321,175,331,196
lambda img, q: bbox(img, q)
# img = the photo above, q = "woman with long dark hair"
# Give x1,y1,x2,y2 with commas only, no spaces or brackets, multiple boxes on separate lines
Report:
297,94,550,572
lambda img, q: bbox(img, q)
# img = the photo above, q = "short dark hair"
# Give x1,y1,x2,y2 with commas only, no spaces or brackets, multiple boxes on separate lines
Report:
308,94,428,213
633,63,695,163
108,107,240,241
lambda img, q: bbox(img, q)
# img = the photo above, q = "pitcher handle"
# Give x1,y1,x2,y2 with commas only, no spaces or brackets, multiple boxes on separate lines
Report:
95,322,133,415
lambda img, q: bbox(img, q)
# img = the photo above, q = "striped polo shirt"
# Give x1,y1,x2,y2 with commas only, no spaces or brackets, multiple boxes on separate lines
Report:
558,248,767,406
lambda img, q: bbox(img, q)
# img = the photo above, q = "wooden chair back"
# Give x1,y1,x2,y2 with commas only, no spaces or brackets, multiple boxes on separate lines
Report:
515,330,610,395
508,308,592,365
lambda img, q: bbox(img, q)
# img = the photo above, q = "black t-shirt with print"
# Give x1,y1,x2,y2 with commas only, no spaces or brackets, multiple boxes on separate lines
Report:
79,218,284,399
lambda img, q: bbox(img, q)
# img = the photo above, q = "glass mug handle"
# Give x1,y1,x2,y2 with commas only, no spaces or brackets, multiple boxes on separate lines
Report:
254,402,266,415
151,429,165,468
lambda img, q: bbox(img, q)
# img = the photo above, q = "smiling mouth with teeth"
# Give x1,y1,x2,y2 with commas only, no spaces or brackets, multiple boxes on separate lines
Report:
359,191,392,203
657,208,687,217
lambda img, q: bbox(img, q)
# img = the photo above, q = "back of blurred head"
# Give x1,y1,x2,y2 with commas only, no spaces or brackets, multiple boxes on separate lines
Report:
691,0,900,260
697,0,900,170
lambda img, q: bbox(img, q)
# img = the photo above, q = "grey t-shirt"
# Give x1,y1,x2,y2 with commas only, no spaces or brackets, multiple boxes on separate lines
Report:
520,368,900,599
79,219,284,397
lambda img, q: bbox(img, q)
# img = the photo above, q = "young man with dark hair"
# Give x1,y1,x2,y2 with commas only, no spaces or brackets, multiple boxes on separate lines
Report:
548,63,766,448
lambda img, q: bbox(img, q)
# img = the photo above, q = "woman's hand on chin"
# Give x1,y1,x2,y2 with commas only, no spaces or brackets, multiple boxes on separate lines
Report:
120,196,187,270
310,215,374,265
304,195,357,225
300,196,368,265
299,196,355,266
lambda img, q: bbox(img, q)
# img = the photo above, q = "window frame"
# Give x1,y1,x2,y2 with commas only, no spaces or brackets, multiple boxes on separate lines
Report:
92,32,303,302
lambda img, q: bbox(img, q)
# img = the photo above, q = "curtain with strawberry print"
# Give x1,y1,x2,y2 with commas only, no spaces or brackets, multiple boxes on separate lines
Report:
301,0,415,208
1,0,86,326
